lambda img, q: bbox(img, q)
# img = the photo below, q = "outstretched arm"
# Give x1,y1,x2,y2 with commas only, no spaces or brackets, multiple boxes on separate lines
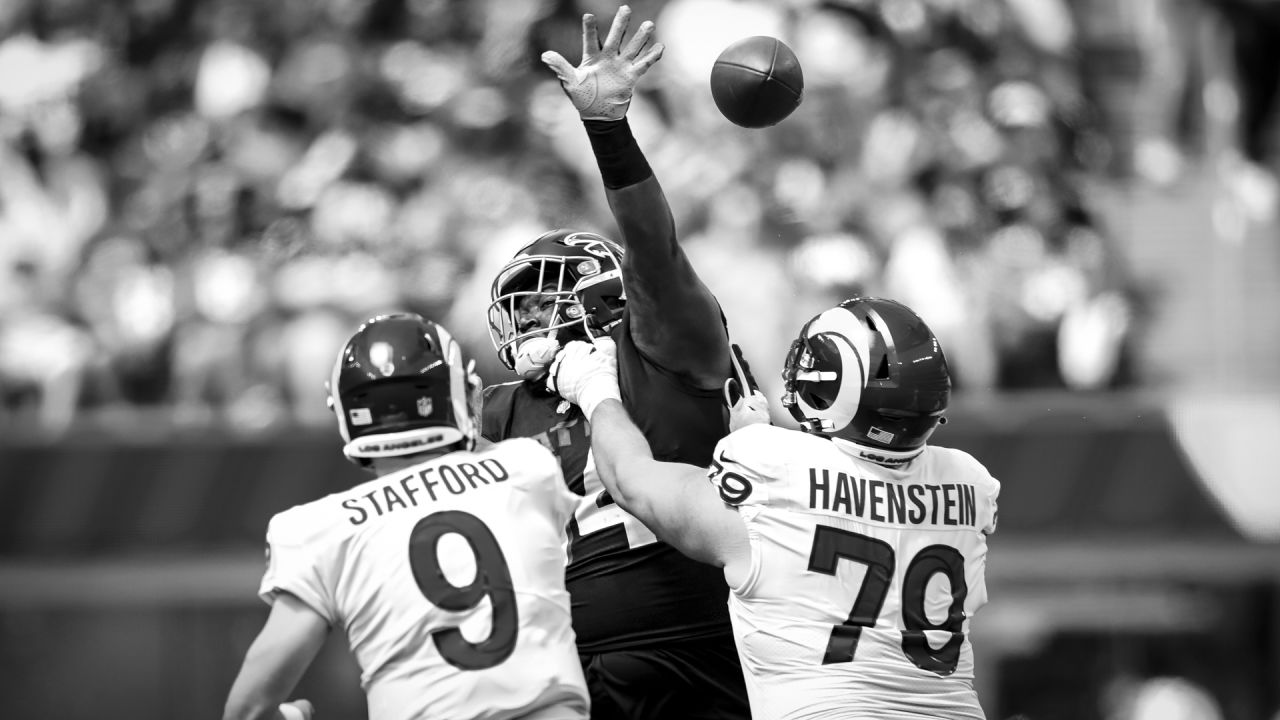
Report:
606,169,732,389
546,341,749,577
589,399,748,574
542,6,732,389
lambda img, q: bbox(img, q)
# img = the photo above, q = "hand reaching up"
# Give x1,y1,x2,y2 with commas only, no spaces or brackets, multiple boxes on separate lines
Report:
541,5,664,121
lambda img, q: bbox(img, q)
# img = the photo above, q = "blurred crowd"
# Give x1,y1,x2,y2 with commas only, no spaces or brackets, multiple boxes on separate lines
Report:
0,0,1164,432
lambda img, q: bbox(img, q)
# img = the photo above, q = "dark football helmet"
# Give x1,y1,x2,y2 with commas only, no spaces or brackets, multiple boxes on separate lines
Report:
328,313,481,465
487,229,626,371
781,297,950,463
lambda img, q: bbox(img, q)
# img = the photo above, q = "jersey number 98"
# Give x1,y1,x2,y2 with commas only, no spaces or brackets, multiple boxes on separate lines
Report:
409,510,518,670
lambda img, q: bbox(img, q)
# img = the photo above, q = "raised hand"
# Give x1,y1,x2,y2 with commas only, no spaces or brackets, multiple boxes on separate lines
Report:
540,5,665,121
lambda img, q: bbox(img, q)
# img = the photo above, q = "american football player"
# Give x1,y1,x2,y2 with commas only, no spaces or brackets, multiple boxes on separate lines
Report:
547,297,1001,720
223,314,588,720
480,6,761,719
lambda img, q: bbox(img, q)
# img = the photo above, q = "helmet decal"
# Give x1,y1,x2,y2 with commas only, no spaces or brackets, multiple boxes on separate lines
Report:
564,233,618,259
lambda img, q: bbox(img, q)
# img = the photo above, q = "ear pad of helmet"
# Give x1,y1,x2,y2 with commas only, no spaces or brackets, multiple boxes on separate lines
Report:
785,307,871,432
795,332,865,417
795,335,845,410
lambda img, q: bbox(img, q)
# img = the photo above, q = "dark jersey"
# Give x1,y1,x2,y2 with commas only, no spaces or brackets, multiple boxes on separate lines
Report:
481,310,734,653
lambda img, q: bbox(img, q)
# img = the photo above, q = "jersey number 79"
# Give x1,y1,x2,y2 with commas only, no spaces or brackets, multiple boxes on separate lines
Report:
808,525,968,676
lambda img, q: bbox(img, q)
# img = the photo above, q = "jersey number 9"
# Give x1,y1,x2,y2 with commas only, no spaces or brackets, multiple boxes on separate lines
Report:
409,510,518,670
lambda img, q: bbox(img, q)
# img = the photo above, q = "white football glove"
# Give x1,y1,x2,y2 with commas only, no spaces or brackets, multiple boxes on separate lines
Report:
514,336,561,380
546,340,621,419
540,5,665,121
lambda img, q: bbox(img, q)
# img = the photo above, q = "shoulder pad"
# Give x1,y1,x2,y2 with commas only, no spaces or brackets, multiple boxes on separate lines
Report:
927,446,1001,534
708,425,794,506
265,503,325,550
930,446,1001,497
259,503,336,621
481,381,524,441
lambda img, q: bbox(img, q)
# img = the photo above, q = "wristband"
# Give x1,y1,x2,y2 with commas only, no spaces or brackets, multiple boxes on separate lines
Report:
584,118,653,189
576,378,622,421
279,704,306,720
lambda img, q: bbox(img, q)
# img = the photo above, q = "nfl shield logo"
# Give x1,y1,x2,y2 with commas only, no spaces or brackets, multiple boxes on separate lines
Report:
417,396,433,417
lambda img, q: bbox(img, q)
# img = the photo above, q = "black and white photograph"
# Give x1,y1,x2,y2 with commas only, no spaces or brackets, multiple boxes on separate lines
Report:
0,0,1277,718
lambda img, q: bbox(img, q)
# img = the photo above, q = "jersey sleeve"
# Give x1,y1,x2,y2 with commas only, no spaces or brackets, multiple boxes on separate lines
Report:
982,474,1000,536
707,424,791,509
258,509,336,624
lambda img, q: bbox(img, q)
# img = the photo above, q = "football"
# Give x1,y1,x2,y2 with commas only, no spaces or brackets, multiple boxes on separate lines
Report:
710,36,804,128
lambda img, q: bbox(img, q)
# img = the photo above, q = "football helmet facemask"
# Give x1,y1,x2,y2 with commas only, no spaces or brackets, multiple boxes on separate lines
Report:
487,229,626,372
328,313,481,465
782,296,950,465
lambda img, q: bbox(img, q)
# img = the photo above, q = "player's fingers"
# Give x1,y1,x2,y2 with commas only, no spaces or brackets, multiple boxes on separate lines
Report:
540,51,575,82
631,31,657,67
632,42,664,75
601,5,631,54
581,13,599,59
622,19,654,60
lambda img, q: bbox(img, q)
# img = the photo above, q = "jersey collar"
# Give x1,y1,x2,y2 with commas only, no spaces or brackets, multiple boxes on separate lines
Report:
830,437,924,468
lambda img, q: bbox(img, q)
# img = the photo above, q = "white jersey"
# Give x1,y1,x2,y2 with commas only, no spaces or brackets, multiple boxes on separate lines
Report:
708,424,1000,720
259,437,588,720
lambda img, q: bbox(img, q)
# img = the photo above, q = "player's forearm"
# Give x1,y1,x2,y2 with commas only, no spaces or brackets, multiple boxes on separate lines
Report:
588,399,659,517
223,608,323,720
223,693,291,720
224,661,276,720
223,663,299,720
225,687,310,720
584,117,722,316
584,118,682,270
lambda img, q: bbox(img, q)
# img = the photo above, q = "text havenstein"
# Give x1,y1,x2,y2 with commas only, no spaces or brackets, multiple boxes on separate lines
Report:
808,468,978,527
